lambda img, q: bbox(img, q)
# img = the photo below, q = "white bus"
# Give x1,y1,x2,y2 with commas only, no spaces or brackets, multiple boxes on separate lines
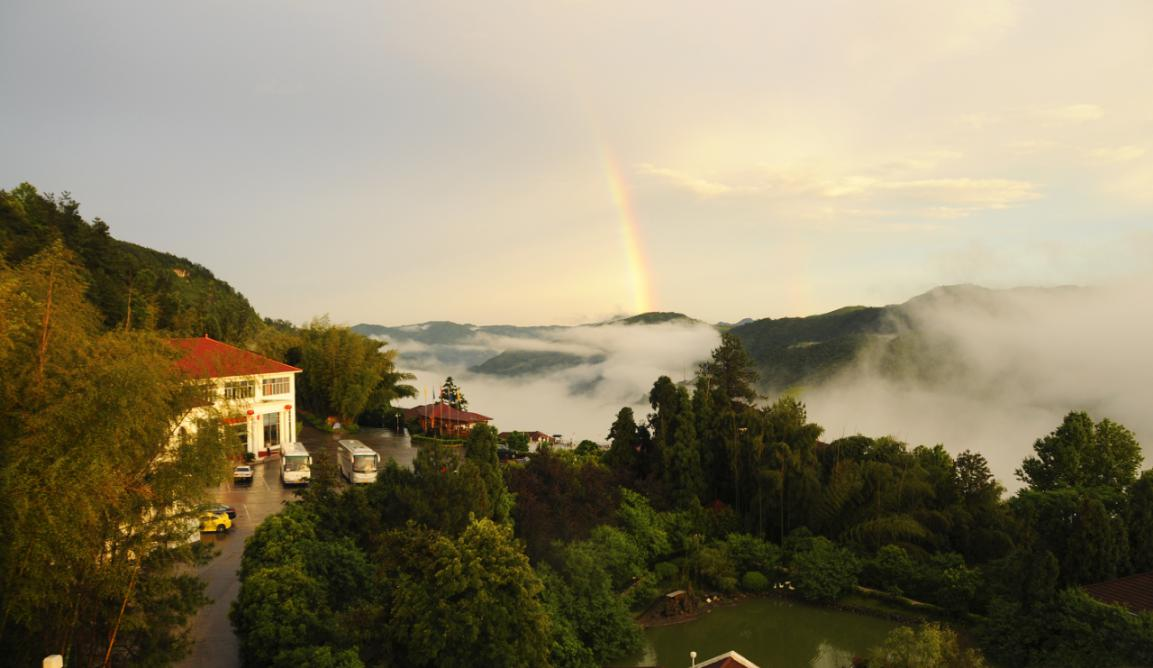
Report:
280,441,312,485
338,439,380,484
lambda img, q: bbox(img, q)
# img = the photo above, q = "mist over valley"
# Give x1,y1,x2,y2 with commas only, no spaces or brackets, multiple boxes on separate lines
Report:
361,281,1153,487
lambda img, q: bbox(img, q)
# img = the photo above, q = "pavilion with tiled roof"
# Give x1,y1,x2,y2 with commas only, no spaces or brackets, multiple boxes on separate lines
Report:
404,403,492,438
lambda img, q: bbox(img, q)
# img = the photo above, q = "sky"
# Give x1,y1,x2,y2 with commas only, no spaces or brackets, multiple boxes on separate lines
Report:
2,0,1151,326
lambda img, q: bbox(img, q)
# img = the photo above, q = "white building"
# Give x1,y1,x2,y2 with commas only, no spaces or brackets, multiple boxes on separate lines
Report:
169,336,301,458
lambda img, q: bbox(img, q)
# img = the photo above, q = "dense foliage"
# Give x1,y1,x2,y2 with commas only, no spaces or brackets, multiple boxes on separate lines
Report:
1,183,261,342
591,333,1153,666
252,317,416,426
0,240,237,665
233,427,629,667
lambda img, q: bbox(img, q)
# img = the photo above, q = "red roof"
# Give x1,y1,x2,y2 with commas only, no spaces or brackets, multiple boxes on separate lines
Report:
697,651,760,668
405,403,491,423
169,336,302,379
1083,571,1153,614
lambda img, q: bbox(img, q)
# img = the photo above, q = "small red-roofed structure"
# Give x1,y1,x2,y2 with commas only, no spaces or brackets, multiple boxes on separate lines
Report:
169,336,302,458
405,403,492,437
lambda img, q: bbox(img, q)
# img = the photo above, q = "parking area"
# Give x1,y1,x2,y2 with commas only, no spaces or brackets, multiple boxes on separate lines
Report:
177,426,413,668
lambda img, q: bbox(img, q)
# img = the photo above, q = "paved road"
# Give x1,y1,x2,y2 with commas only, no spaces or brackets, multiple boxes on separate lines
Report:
177,426,413,668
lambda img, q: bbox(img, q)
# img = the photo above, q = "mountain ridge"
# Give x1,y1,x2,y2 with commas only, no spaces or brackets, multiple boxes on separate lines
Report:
354,285,1087,386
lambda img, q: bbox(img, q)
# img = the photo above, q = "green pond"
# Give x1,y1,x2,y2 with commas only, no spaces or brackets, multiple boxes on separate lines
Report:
619,597,899,668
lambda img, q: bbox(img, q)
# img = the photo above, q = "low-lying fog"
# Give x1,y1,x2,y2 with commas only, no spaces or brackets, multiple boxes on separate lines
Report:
806,279,1153,489
386,279,1153,489
393,321,721,443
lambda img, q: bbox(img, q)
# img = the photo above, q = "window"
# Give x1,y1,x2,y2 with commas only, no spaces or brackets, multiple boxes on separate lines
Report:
263,412,280,448
224,380,255,400
262,376,290,396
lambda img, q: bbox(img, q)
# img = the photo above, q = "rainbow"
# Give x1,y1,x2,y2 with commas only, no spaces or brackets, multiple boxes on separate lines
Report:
602,150,655,314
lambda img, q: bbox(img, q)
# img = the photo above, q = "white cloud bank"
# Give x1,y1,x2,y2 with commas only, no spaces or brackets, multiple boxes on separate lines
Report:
393,321,722,441
385,278,1153,491
803,279,1153,488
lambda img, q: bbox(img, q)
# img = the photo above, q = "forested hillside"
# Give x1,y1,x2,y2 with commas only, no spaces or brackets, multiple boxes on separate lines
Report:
730,305,893,389
0,183,261,343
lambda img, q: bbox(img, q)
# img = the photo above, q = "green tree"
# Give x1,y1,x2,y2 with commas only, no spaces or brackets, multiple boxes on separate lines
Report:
575,439,601,457
296,317,415,425
506,450,619,560
648,378,704,507
543,535,643,662
604,407,639,476
789,536,860,602
1064,496,1127,584
698,331,759,406
869,623,988,668
1017,412,1143,491
981,588,1153,667
378,519,552,667
0,331,233,664
439,376,468,410
1127,471,1153,572
464,424,514,524
506,430,530,455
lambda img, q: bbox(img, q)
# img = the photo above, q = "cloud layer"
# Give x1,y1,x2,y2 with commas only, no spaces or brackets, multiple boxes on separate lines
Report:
803,279,1153,488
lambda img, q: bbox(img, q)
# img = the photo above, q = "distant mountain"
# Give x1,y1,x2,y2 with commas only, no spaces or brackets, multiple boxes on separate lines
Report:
470,350,607,376
353,311,710,377
717,317,755,329
605,311,700,326
356,288,1085,389
730,305,892,389
731,284,1089,391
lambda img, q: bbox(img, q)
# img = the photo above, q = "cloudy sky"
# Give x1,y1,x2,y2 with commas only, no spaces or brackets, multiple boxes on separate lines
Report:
2,0,1150,326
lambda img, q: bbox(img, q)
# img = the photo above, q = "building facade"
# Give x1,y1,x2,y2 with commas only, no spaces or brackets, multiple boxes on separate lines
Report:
170,336,302,458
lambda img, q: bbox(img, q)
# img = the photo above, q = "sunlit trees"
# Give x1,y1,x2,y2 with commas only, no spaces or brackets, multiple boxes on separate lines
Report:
0,245,235,664
295,317,416,425
1,184,262,342
868,623,989,668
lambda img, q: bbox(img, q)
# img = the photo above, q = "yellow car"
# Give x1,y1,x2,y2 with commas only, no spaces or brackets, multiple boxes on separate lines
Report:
199,510,232,533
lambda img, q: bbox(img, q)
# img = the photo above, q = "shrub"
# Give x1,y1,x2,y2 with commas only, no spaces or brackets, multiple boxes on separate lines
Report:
654,561,680,582
724,533,782,575
741,571,769,592
791,536,860,602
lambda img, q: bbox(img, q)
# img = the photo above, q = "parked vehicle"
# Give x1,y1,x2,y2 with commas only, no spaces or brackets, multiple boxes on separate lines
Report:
207,503,237,519
280,441,312,485
199,510,232,533
233,465,254,483
337,439,379,484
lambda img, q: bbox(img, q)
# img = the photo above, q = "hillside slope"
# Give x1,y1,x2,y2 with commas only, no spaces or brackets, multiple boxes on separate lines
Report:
0,183,261,343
